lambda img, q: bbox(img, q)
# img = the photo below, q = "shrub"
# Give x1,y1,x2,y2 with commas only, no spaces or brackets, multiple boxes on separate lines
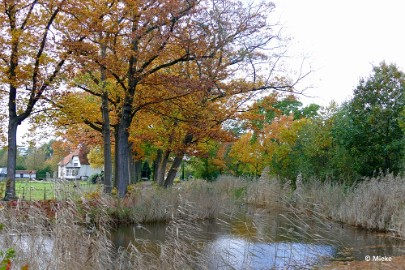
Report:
88,173,102,184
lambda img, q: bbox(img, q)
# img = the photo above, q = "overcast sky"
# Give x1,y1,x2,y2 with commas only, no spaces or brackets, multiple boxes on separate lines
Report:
272,0,405,106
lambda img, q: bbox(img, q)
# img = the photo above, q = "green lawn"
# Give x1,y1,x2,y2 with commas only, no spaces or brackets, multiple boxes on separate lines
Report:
0,179,99,201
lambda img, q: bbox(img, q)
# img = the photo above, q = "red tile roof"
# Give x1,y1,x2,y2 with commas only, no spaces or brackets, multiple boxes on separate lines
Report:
16,170,37,174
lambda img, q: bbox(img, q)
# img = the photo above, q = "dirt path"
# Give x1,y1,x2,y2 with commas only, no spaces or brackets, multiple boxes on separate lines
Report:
139,181,153,189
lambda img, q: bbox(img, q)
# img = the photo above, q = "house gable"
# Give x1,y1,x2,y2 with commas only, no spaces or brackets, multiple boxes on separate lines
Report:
72,156,80,167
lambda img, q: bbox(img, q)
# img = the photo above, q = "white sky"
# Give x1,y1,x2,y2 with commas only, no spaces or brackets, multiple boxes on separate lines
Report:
272,0,405,106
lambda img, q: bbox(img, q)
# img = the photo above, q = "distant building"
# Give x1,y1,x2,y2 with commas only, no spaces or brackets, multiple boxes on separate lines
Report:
17,146,28,156
0,167,6,180
16,170,37,179
58,147,102,180
0,168,37,180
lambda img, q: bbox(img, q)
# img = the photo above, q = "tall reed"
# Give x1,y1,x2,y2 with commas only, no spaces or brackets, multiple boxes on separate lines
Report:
3,174,405,269
290,174,405,238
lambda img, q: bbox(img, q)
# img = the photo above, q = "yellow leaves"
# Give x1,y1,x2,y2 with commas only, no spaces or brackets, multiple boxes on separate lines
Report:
211,157,226,170
87,146,104,168
58,91,101,125
228,132,265,175
228,106,309,176
9,28,23,44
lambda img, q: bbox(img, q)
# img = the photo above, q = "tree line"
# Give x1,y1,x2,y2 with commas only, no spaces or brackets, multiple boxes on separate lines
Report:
201,62,404,185
13,61,404,189
1,1,402,200
0,0,308,199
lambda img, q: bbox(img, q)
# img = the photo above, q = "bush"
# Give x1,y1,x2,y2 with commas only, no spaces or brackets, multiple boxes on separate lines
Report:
88,173,103,184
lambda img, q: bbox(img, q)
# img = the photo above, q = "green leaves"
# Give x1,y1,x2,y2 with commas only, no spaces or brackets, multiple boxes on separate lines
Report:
346,62,405,176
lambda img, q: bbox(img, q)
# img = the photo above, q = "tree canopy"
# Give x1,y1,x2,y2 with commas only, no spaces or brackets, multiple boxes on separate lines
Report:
342,62,405,176
4,1,403,200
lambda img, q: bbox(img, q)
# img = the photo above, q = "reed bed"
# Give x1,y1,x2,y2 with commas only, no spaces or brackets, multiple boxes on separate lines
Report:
0,178,257,269
2,174,405,269
290,174,405,238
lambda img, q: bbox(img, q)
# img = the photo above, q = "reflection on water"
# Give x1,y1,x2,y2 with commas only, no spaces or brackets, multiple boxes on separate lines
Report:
110,206,405,269
206,236,335,269
111,223,167,248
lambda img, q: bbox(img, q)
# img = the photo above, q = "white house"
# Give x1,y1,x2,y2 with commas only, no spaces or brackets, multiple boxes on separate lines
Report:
58,147,102,180
16,170,37,179
0,168,37,180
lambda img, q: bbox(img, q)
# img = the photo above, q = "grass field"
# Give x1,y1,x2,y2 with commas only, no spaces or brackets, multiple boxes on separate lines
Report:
0,179,99,200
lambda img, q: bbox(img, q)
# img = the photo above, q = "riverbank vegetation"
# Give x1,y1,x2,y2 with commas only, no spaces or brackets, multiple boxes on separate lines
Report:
0,177,263,269
291,174,405,236
2,173,405,268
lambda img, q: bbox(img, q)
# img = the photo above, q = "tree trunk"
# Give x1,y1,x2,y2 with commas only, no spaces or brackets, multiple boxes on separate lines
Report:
4,120,18,200
163,133,193,188
153,149,163,182
128,156,142,184
157,150,170,186
134,159,142,182
113,16,140,196
164,154,183,188
102,96,113,193
128,155,136,184
114,127,119,189
115,100,132,197
100,42,113,194
2,3,64,200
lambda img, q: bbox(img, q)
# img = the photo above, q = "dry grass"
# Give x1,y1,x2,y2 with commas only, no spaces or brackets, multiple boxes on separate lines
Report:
214,174,285,206
341,174,405,234
2,174,405,268
0,198,221,269
291,174,405,238
112,203,212,270
116,178,238,224
0,178,246,269
0,201,114,269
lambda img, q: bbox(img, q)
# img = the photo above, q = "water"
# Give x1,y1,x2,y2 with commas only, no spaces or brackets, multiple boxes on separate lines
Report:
205,237,335,269
110,206,405,269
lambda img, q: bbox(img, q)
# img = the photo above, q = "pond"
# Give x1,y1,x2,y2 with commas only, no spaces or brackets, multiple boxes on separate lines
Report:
110,206,405,269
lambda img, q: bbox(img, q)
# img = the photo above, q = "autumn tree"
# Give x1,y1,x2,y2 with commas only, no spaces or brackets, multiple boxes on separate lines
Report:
87,146,105,169
128,99,231,187
228,132,264,176
64,2,116,193
24,144,51,171
226,94,319,179
60,0,309,197
189,141,230,180
45,140,71,172
0,0,80,200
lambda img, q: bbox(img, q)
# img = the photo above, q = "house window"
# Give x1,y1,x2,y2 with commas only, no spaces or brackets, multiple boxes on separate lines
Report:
73,163,79,167
66,168,79,177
